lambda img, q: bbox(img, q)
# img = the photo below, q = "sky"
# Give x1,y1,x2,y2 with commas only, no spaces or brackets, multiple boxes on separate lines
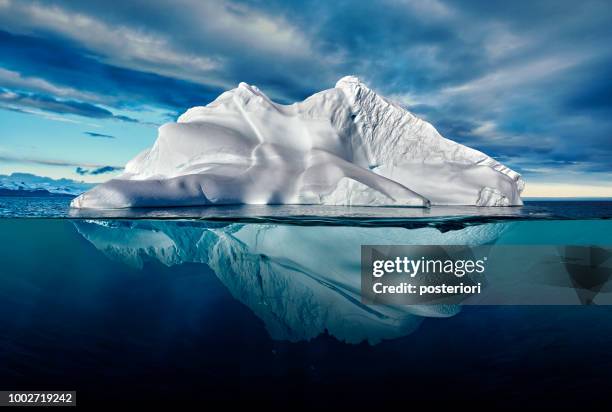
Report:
0,0,611,196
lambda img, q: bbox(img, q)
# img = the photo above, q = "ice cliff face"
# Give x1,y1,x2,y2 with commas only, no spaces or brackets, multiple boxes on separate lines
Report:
72,76,524,209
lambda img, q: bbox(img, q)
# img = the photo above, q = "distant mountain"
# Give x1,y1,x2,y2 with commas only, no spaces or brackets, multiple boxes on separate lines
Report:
0,173,94,196
0,188,75,197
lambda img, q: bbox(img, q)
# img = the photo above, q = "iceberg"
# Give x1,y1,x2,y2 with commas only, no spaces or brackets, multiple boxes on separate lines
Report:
71,76,524,209
72,220,510,343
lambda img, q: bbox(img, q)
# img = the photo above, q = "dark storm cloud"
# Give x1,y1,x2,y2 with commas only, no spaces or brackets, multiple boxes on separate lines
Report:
0,0,611,176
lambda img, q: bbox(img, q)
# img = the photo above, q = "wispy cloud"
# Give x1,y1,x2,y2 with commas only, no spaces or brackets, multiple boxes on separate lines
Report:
75,165,122,175
0,67,100,102
0,154,122,170
83,131,116,139
0,89,141,122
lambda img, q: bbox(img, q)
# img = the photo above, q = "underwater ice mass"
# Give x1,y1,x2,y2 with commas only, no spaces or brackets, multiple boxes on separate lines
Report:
72,76,524,209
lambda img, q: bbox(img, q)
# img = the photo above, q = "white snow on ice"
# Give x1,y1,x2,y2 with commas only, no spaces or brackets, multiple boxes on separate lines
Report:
72,76,524,209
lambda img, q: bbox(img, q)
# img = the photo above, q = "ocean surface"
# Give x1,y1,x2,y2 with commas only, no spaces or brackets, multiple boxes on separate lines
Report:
2,196,612,219
1,197,611,406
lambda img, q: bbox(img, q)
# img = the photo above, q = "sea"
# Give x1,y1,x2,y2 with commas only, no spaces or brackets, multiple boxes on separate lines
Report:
1,196,611,407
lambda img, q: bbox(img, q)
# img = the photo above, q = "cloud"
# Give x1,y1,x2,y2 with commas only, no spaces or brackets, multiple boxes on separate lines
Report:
0,67,99,102
0,0,324,97
0,30,226,113
84,131,115,139
0,0,220,85
75,165,122,175
0,154,122,170
0,0,611,182
0,88,141,122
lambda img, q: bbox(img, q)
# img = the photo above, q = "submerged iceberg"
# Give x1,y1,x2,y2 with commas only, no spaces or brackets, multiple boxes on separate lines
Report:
72,76,524,209
72,220,510,343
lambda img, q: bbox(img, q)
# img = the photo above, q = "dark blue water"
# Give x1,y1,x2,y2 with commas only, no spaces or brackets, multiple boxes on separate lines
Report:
1,200,612,407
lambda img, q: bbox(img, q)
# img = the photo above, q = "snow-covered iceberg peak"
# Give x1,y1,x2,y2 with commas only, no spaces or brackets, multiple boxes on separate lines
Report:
72,76,524,209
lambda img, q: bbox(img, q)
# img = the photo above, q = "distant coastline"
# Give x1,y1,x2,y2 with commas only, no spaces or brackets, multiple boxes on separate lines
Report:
0,188,75,197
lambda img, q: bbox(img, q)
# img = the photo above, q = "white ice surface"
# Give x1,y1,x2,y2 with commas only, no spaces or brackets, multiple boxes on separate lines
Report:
72,76,524,208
